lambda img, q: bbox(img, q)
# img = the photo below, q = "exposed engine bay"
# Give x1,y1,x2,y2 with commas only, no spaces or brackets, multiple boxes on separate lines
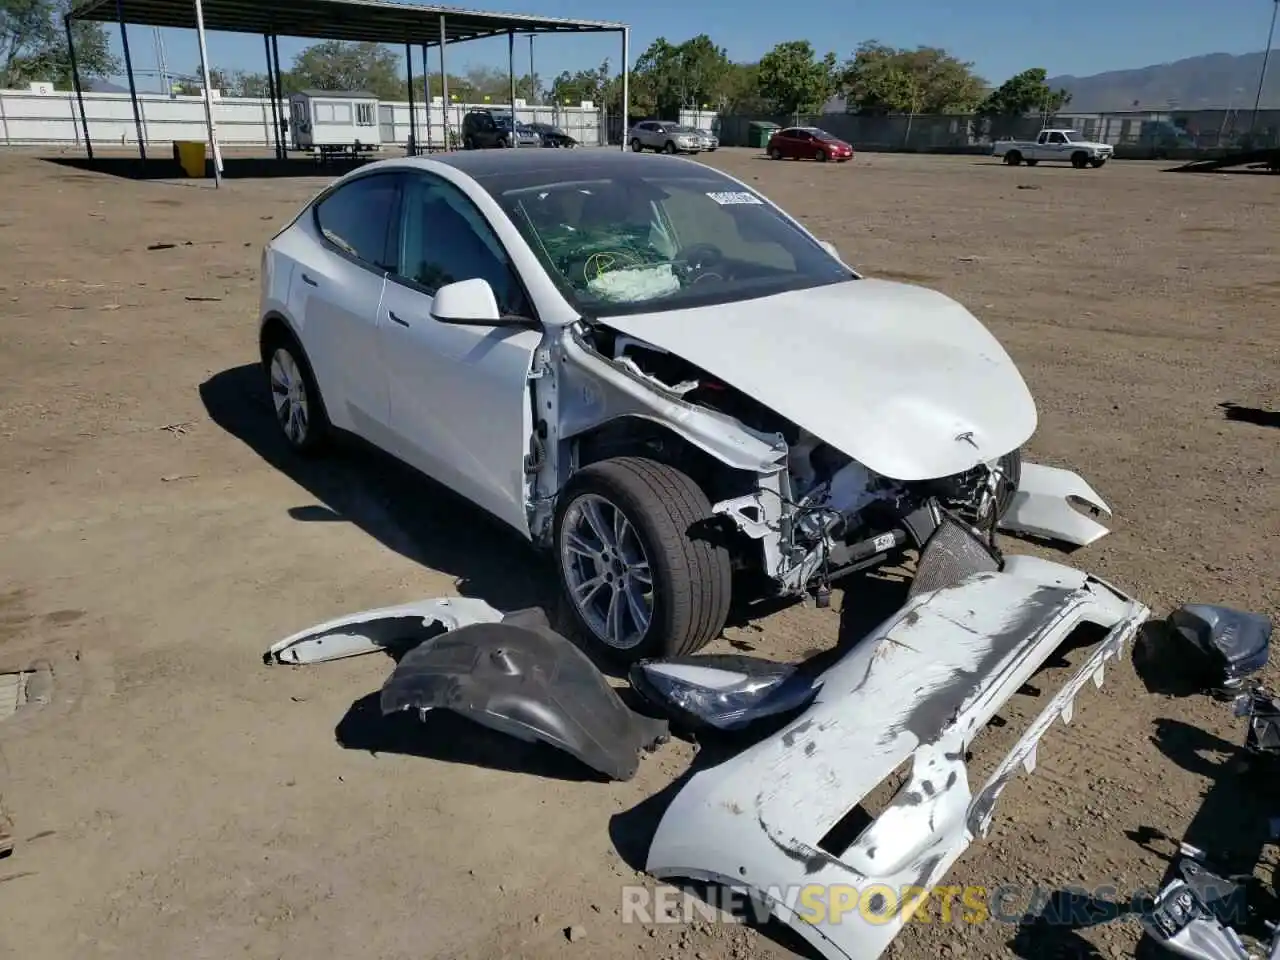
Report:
579,323,1021,595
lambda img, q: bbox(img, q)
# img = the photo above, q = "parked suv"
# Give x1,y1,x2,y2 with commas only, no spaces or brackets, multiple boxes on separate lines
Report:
628,120,711,154
461,110,542,149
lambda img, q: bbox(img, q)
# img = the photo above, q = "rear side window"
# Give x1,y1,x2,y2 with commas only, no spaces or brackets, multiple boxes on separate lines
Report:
313,174,399,270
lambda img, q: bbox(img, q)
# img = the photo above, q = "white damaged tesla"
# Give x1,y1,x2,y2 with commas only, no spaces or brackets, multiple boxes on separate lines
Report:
258,149,1113,662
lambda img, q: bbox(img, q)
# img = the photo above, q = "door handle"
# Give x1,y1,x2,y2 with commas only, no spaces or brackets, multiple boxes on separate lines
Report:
388,310,410,327
300,272,319,287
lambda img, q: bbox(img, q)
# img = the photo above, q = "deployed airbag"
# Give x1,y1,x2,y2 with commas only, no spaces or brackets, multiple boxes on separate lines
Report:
379,609,669,781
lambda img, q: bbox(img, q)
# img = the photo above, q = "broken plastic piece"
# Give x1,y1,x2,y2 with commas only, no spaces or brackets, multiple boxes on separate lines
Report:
380,610,669,781
1169,604,1273,689
263,596,505,665
999,461,1112,547
1142,859,1251,960
1234,687,1280,756
630,655,818,733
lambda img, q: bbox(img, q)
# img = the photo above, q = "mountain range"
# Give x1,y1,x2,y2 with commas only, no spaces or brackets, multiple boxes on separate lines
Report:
1048,50,1279,111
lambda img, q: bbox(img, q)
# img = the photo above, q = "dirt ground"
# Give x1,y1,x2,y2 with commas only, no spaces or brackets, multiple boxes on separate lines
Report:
0,146,1276,960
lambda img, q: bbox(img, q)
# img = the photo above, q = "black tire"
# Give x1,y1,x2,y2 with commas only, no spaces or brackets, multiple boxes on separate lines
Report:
995,449,1022,519
463,135,476,150
630,138,643,152
1071,151,1088,169
663,140,678,154
816,148,827,162
769,146,783,160
1025,159,1039,166
1090,157,1107,168
553,457,731,663
261,326,330,456
1005,150,1023,166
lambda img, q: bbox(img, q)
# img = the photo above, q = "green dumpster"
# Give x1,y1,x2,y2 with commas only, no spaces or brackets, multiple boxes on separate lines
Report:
749,121,780,149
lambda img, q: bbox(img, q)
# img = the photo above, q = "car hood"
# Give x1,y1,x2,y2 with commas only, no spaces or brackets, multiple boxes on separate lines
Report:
600,279,1037,481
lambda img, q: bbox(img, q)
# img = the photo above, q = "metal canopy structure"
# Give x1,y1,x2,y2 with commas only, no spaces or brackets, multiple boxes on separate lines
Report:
68,0,623,44
64,0,631,186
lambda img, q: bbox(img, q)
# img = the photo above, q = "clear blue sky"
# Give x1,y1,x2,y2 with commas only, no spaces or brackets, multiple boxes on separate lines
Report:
104,0,1278,93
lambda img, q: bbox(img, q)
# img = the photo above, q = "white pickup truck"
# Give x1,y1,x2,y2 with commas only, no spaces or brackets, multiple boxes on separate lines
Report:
992,129,1114,169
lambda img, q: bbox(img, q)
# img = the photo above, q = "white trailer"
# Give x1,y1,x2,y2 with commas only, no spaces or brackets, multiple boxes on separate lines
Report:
288,90,382,159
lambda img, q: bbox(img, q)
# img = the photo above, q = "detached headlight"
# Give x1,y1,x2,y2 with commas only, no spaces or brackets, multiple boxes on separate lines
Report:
630,656,817,732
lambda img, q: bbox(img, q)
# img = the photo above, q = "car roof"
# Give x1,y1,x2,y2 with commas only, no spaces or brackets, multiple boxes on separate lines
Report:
397,149,708,182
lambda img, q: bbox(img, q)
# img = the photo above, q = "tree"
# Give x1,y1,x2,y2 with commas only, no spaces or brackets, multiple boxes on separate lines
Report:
550,60,612,106
721,62,768,113
756,40,837,117
976,67,1071,117
175,67,273,97
632,34,731,117
841,41,985,115
1,0,117,89
288,40,403,100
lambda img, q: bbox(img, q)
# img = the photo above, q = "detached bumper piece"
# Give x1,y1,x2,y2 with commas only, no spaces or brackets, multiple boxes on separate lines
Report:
645,554,1149,960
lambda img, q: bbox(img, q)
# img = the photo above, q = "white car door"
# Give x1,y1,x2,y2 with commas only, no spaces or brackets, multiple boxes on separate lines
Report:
288,171,398,442
378,170,542,538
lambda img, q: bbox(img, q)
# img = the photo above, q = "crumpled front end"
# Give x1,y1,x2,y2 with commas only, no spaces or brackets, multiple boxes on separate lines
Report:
645,555,1149,960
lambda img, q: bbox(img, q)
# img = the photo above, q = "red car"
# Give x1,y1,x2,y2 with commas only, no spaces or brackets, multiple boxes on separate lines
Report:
766,126,853,162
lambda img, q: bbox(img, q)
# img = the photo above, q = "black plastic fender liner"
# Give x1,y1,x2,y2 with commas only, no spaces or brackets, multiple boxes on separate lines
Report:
379,609,670,781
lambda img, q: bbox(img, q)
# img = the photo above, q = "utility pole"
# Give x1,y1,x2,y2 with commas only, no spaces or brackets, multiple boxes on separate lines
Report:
528,34,535,102
1250,0,1279,138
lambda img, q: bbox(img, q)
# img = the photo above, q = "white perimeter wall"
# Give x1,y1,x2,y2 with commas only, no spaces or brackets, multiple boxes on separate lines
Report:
0,89,605,149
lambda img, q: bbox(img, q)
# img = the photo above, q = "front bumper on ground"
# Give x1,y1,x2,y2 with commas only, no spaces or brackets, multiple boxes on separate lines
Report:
645,554,1149,960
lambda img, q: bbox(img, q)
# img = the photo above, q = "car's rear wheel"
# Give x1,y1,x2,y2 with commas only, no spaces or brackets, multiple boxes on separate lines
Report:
262,329,330,455
769,146,783,160
630,138,643,152
463,135,476,150
1005,150,1023,165
553,457,731,663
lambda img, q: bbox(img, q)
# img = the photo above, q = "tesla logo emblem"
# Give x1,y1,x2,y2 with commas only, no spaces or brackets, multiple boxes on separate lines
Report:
955,431,979,449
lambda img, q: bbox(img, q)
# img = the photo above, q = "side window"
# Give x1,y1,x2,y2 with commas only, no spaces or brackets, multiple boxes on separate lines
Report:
395,175,529,317
313,174,399,270
356,103,374,126
1048,132,1065,144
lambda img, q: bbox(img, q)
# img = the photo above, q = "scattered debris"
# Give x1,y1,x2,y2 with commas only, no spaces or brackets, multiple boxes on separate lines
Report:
0,809,13,858
146,242,176,251
184,296,222,302
380,609,669,781
158,421,194,436
565,925,587,942
160,473,198,482
1168,603,1272,690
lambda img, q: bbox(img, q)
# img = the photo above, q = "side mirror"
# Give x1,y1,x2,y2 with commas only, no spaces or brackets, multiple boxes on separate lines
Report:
430,278,531,328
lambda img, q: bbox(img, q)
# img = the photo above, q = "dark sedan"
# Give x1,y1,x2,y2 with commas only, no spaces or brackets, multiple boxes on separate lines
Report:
526,122,579,148
766,126,854,162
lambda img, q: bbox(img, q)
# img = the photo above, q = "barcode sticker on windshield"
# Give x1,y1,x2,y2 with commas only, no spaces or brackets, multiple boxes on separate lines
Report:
706,191,763,205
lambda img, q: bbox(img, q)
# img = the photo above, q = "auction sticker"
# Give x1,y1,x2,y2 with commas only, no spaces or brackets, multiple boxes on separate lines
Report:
706,191,763,205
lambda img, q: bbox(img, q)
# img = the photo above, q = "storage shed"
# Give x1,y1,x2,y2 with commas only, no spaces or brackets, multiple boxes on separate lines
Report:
289,89,382,157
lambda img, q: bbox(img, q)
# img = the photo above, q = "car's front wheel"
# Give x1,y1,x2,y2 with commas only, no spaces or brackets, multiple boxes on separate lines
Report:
263,331,329,455
553,457,731,663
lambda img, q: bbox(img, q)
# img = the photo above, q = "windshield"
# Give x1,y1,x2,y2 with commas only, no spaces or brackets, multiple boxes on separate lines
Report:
805,128,839,141
492,171,854,317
